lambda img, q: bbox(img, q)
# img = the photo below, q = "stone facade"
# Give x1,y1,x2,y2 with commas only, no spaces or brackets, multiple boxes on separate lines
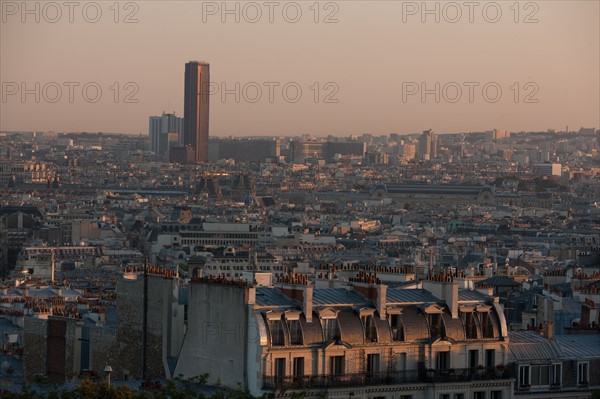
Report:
175,275,514,399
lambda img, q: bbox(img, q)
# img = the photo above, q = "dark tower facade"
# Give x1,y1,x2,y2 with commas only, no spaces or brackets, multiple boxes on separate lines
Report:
183,61,210,163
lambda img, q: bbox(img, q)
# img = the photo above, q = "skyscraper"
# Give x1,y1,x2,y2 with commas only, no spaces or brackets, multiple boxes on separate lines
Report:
149,112,183,159
418,129,437,160
183,61,210,163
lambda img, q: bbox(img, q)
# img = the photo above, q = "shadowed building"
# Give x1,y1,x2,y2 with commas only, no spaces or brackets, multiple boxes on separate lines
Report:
509,330,600,397
371,183,495,206
22,268,185,383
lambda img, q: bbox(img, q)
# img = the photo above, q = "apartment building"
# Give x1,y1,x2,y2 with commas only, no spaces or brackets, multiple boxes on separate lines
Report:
175,273,513,398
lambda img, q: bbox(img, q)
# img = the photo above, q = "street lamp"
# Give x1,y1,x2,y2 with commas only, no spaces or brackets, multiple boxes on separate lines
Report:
104,365,113,385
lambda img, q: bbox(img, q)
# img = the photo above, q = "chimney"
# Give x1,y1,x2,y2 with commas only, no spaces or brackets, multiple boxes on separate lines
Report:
423,276,459,318
279,280,314,322
377,284,387,320
543,321,554,340
303,285,313,322
581,299,598,327
246,286,256,305
352,281,388,320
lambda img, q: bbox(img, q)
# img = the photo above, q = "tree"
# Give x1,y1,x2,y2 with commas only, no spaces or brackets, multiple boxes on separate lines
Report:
2,374,328,399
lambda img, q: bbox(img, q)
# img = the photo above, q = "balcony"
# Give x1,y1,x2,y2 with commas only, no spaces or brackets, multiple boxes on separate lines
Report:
262,367,513,390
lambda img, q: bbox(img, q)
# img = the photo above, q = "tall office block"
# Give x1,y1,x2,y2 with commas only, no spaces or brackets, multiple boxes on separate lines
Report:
149,112,183,159
418,129,437,160
183,61,210,163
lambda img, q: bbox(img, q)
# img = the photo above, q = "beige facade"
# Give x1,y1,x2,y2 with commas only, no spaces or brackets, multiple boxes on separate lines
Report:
175,274,514,399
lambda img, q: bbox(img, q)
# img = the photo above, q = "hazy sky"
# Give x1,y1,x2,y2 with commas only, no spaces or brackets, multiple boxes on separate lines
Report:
1,0,598,136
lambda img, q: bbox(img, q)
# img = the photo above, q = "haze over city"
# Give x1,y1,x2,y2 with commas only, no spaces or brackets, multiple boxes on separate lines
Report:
1,1,600,398
1,0,599,136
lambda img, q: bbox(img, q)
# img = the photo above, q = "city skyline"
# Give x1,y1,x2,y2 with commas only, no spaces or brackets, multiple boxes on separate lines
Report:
1,1,598,136
1,1,599,396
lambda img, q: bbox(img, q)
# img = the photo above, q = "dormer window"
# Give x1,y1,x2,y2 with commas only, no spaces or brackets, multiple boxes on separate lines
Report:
319,309,340,342
460,306,479,339
288,319,303,345
363,315,377,342
360,308,377,343
422,304,445,339
479,311,494,338
322,318,340,342
269,319,285,346
266,312,286,346
389,314,404,341
284,310,303,345
428,313,445,338
463,311,478,339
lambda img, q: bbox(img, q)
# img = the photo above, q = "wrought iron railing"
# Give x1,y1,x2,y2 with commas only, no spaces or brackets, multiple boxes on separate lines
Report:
262,367,513,390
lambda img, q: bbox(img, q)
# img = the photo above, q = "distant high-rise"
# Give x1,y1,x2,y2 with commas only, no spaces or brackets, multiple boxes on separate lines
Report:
418,129,437,160
149,112,183,159
183,61,210,163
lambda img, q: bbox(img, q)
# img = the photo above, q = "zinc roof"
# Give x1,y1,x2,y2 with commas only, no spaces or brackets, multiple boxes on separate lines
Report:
313,288,370,307
553,334,600,359
255,287,298,308
387,289,439,304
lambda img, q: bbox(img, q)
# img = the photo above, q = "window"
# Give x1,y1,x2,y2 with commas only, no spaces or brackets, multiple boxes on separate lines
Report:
293,357,304,381
551,363,561,386
440,395,450,399
288,320,303,345
428,313,445,338
454,395,465,399
577,362,589,385
274,358,286,383
329,355,344,376
269,319,285,346
469,350,479,369
390,314,404,341
322,318,340,342
485,349,495,368
480,312,494,338
367,353,380,377
519,365,530,387
490,392,502,399
398,352,407,371
473,392,485,399
531,365,549,386
437,351,450,370
464,312,478,339
400,396,412,399
363,315,377,342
